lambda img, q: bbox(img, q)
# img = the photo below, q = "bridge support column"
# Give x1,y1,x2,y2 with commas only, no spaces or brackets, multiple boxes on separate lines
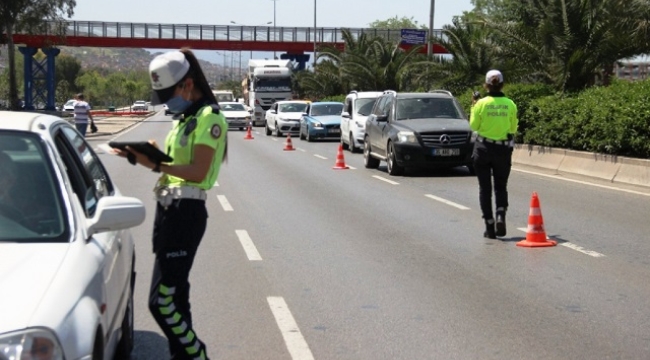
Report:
19,47,38,110
19,47,59,111
42,48,60,111
280,53,311,71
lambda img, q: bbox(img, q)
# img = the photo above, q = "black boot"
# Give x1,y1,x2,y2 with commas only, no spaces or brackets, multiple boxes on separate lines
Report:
484,218,496,239
496,208,506,237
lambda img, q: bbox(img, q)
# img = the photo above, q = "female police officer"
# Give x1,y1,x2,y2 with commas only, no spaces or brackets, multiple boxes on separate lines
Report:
470,70,518,239
115,48,227,360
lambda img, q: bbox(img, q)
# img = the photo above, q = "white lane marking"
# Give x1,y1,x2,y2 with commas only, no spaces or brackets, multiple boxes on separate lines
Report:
214,181,219,187
297,148,306,152
348,165,357,170
314,154,327,160
235,230,262,261
272,138,278,142
217,195,234,211
424,194,470,210
372,175,399,185
516,228,605,257
512,168,650,197
267,297,314,360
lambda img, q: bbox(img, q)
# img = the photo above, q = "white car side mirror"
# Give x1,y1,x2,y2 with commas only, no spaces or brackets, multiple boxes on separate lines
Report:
87,196,146,237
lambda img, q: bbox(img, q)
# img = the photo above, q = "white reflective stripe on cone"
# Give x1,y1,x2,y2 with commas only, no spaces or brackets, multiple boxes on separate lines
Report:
529,207,542,216
527,224,545,233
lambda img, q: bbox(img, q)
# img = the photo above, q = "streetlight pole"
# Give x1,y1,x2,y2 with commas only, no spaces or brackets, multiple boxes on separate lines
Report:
428,0,435,58
313,0,317,69
271,0,278,59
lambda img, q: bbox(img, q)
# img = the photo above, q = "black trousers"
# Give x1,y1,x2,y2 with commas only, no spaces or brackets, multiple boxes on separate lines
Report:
149,199,209,360
472,141,513,220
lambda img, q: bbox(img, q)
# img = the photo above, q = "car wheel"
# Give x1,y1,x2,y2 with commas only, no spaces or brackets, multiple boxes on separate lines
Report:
276,123,282,137
239,127,245,131
467,164,476,176
114,259,135,359
299,128,305,140
265,121,271,136
387,141,405,176
306,129,313,142
363,136,380,169
349,132,357,153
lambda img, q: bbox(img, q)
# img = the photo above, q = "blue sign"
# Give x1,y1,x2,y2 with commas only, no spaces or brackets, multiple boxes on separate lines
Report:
400,29,427,45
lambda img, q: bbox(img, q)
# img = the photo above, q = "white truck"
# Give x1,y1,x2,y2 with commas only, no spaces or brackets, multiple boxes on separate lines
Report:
243,59,293,126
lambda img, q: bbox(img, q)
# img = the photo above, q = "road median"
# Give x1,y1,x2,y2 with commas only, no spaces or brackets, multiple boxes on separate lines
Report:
513,144,650,188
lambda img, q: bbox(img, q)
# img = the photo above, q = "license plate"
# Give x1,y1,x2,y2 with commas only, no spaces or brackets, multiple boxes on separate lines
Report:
433,148,459,156
328,129,340,134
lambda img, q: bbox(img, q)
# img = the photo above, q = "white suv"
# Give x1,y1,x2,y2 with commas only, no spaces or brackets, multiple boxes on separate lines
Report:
340,91,383,152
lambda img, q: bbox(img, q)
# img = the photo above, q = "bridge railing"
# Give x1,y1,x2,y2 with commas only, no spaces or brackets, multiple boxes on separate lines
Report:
31,20,445,44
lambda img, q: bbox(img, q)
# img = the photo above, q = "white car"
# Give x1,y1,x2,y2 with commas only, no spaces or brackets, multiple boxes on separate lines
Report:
63,99,76,112
0,111,146,360
220,102,251,130
131,100,148,111
341,91,383,152
264,100,310,137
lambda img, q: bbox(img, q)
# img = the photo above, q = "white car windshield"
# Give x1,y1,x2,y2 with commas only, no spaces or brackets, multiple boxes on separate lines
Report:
0,132,67,242
279,103,308,113
396,98,460,120
354,98,377,116
221,103,246,111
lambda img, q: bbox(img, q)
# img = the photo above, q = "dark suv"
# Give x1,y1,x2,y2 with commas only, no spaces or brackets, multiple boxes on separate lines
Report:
363,90,474,176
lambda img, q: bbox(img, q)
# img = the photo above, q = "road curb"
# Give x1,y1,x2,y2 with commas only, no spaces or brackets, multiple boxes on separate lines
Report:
513,144,650,188
85,111,158,138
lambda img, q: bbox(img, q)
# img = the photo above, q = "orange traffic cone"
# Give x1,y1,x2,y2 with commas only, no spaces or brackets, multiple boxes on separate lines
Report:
332,144,349,170
244,126,254,140
283,133,295,151
517,192,557,247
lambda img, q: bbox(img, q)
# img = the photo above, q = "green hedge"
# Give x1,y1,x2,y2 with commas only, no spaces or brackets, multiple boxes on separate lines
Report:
523,79,650,158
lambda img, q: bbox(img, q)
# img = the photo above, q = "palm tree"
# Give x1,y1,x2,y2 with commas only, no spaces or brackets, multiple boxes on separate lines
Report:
481,0,650,92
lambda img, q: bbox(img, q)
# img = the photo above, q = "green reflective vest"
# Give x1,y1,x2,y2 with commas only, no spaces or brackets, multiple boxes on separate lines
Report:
470,95,518,141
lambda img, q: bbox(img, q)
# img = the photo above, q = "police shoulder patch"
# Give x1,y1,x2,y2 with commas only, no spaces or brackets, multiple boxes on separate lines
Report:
210,124,222,139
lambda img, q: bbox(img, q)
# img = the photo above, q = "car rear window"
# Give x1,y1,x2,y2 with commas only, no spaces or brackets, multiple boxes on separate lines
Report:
0,132,69,243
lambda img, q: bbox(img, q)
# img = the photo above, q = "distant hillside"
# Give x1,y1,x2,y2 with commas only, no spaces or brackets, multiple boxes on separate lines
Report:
0,46,242,86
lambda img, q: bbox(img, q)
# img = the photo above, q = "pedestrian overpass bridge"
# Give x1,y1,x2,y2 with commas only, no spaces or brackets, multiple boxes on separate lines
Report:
10,20,447,110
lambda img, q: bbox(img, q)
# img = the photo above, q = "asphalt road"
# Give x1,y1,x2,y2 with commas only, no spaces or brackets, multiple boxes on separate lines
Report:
88,111,650,360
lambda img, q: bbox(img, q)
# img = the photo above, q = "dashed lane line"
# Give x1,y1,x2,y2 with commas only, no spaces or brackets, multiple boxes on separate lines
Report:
372,175,399,185
267,296,315,360
424,194,471,210
217,195,234,211
235,230,262,261
314,154,327,160
516,227,605,257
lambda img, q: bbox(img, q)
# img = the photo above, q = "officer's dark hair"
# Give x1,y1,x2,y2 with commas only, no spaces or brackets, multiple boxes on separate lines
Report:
485,77,504,93
178,48,227,163
76,93,85,100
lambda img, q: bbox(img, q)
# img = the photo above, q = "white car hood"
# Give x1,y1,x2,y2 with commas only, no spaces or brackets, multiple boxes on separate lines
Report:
222,110,249,118
0,243,69,332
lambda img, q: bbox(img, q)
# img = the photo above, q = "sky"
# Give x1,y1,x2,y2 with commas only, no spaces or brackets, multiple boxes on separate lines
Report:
69,0,475,66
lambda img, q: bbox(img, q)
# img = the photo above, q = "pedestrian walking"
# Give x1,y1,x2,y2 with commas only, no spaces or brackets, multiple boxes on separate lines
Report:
114,48,228,360
72,93,95,137
470,70,518,239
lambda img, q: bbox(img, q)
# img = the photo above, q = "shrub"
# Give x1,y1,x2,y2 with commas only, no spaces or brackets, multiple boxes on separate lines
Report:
320,94,346,103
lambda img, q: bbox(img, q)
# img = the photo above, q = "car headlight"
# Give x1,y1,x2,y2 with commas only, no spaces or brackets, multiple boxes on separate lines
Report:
397,131,417,144
278,117,288,121
0,329,64,360
312,122,323,128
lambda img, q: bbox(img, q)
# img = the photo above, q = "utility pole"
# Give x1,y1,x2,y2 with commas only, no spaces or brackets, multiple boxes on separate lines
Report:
271,0,278,59
428,0,435,58
313,0,317,69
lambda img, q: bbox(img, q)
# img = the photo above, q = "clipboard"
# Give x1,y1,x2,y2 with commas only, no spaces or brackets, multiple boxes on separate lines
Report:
108,141,173,163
